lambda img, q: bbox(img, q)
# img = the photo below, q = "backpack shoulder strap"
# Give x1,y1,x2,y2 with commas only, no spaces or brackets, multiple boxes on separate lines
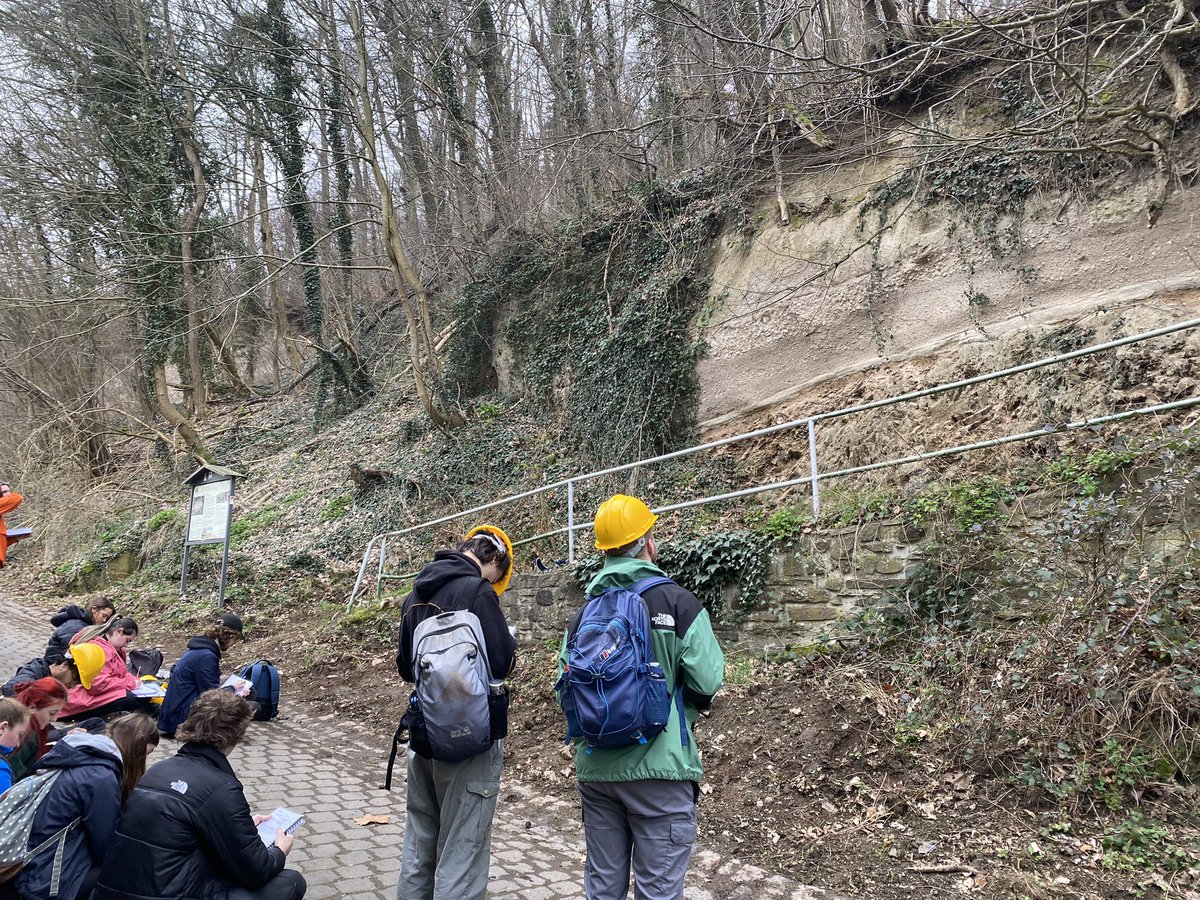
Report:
626,575,691,748
46,816,81,899
628,575,674,596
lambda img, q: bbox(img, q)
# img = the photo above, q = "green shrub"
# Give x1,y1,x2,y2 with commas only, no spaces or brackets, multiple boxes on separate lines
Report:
321,495,352,522
229,506,279,548
147,509,178,531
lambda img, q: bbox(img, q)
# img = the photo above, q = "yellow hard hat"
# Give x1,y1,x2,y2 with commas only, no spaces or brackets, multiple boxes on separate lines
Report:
466,524,514,596
593,494,657,551
68,642,106,690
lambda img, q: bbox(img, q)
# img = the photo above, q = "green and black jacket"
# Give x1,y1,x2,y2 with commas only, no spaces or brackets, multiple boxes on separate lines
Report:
558,556,725,783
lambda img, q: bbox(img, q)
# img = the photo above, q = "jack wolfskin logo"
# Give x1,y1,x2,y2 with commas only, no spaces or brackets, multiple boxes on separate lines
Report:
652,613,675,628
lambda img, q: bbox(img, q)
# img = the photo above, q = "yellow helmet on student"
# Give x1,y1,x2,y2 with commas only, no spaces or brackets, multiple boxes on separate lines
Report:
68,642,106,690
465,524,514,596
593,494,657,552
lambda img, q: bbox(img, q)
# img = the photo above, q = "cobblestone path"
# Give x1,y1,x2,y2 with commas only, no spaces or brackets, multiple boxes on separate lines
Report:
1,597,842,900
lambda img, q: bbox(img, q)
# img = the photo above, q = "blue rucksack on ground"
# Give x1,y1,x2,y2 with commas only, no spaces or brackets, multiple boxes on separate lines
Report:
239,659,280,721
557,575,685,751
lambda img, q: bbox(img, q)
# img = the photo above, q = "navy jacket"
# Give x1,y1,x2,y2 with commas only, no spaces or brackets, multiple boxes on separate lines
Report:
396,551,516,682
44,606,93,665
16,733,123,900
93,743,285,900
2,657,51,696
157,637,222,736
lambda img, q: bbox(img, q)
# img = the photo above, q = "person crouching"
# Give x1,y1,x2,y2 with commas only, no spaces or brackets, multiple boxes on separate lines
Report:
92,690,306,900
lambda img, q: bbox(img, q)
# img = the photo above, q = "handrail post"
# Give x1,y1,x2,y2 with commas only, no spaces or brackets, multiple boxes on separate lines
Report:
375,538,387,604
807,418,820,518
567,479,576,563
346,537,376,612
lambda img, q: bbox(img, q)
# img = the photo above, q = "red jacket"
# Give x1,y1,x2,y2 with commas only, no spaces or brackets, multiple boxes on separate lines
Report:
61,638,138,715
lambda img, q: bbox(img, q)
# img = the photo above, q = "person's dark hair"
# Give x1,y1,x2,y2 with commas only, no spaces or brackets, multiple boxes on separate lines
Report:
201,624,242,652
107,713,159,802
59,656,80,685
88,596,115,613
456,534,512,582
74,615,139,646
110,617,138,636
177,689,253,754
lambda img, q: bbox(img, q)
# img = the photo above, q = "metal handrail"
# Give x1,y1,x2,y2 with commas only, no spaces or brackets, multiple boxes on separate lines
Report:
346,315,1200,608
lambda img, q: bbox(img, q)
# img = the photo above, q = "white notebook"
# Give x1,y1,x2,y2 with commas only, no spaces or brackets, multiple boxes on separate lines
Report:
256,808,304,846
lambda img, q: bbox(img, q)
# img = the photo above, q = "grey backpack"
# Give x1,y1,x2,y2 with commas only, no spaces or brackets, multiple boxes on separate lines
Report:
0,768,79,897
411,609,494,763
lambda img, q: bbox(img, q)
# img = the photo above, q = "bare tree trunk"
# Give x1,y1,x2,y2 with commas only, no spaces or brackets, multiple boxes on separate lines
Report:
160,0,207,418
474,0,516,229
253,135,305,373
366,1,441,235
348,0,463,428
202,321,254,397
153,364,209,460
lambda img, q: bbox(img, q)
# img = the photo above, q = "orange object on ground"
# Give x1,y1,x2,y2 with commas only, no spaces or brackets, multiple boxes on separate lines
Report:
0,489,21,568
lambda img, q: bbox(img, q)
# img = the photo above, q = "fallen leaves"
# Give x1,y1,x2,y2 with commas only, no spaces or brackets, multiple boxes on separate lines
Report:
353,814,391,826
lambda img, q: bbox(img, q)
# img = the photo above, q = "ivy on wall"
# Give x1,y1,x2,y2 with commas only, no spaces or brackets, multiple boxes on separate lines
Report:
573,527,770,624
447,175,741,466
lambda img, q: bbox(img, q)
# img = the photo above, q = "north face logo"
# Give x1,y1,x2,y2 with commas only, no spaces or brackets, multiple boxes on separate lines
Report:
170,780,189,794
652,613,675,628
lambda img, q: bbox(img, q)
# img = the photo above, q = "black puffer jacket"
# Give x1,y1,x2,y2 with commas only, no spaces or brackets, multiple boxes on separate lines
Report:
1,656,51,696
44,605,93,664
92,743,285,900
396,550,516,682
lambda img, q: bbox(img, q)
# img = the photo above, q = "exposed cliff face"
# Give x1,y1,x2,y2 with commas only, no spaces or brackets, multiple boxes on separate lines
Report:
698,161,1200,430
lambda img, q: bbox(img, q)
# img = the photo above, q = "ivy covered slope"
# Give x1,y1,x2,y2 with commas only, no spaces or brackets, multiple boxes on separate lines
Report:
447,175,741,466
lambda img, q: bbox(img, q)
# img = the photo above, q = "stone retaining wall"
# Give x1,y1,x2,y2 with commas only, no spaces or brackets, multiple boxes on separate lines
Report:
499,476,1198,650
499,519,929,649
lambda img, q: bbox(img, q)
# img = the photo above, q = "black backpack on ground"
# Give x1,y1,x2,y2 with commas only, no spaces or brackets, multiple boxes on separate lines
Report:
127,648,164,677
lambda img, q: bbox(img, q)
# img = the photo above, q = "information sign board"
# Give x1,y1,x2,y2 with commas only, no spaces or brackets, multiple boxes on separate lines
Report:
187,480,231,544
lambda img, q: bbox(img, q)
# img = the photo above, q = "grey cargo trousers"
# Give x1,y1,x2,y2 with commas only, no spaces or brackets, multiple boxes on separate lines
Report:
578,779,698,900
395,741,503,900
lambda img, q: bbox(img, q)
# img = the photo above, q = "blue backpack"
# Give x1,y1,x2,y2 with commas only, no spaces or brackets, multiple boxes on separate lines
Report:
556,576,686,751
239,660,280,721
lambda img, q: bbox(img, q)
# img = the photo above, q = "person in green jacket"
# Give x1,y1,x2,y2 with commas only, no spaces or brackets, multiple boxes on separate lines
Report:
558,494,725,900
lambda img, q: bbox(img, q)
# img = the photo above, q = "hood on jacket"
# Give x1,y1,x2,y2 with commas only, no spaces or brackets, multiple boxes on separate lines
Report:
50,604,92,627
585,556,669,596
36,732,123,773
185,636,221,656
413,551,485,601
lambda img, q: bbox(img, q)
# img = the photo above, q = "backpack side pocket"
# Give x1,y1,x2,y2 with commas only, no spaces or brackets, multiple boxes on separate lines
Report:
487,682,509,741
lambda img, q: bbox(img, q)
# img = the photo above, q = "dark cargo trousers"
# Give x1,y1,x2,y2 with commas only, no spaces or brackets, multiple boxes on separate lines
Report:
218,869,307,900
578,779,698,900
395,741,503,900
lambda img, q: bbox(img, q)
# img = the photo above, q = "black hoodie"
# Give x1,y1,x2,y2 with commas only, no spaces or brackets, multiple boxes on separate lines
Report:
44,604,94,664
157,636,222,736
1,656,52,696
395,550,515,682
